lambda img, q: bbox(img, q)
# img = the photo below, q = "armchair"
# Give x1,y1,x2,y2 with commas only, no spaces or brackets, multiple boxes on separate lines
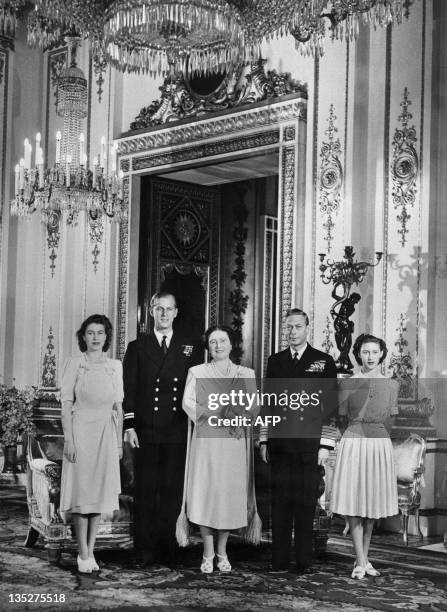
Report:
24,399,134,564
392,433,426,545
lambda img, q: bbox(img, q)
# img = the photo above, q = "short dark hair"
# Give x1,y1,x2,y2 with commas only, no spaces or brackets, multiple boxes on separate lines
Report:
353,333,388,365
204,325,236,350
150,292,177,309
76,314,113,353
285,308,309,326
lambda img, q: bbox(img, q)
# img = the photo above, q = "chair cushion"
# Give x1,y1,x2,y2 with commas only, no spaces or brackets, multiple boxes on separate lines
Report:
30,458,58,473
393,436,423,484
38,435,64,462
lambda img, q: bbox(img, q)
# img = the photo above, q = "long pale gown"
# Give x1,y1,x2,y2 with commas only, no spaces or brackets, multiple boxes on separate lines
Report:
182,362,258,530
60,354,123,516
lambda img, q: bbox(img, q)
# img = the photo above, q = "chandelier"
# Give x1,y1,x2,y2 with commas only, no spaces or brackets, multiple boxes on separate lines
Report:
10,37,126,226
19,1,411,76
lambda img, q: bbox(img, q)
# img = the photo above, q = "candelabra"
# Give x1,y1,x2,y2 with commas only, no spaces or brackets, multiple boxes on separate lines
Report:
319,246,383,374
10,37,126,227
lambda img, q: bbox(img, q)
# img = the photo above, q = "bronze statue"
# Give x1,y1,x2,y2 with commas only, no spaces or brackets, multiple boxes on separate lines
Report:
331,286,361,374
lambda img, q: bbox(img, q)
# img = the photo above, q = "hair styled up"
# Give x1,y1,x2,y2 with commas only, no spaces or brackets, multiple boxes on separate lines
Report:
76,314,113,353
353,333,388,365
204,324,235,350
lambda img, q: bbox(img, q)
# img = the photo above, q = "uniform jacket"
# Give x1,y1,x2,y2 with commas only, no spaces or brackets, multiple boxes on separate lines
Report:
264,343,338,453
123,331,202,444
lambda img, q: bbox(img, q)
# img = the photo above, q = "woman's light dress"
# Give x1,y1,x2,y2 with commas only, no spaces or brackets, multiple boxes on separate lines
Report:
60,355,123,516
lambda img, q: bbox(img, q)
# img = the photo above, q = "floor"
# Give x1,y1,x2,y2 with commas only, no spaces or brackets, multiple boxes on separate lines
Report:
1,484,447,612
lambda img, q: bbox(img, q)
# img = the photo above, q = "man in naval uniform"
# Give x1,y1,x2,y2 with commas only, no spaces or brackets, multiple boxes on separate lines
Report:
260,308,337,574
123,291,202,567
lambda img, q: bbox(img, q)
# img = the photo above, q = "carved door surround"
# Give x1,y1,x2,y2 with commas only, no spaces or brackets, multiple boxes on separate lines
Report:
115,94,307,358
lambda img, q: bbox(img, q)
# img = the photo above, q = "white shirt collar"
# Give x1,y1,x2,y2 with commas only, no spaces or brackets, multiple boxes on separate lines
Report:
290,343,308,360
154,329,173,347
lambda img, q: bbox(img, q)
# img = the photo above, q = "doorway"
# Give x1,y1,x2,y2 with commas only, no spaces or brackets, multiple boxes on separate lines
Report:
137,152,279,373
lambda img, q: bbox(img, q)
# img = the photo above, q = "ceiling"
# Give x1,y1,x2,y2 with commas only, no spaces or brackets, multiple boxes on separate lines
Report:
156,151,279,186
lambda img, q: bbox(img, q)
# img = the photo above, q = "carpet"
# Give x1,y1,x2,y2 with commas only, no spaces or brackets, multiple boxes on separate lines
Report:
1,485,447,612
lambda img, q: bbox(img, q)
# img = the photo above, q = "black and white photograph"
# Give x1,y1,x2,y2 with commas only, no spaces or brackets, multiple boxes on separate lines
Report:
1,1,447,610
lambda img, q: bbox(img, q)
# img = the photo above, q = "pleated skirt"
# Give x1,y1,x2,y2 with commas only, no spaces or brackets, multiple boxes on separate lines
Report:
330,435,398,519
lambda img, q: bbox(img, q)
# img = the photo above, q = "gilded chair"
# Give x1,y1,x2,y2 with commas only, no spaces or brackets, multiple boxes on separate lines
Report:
392,433,426,545
24,398,134,564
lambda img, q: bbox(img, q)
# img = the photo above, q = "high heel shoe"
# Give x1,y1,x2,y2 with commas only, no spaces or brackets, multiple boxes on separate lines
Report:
89,555,99,571
216,553,232,572
364,561,380,577
200,554,214,574
77,555,92,573
351,564,365,580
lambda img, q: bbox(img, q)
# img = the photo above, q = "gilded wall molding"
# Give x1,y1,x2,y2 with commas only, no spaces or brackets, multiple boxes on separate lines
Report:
129,60,306,131
118,100,306,157
48,48,67,110
117,178,129,360
321,316,335,356
318,104,343,253
132,130,280,172
278,146,296,349
41,326,57,389
391,87,419,247
388,313,414,399
44,210,61,277
88,214,104,273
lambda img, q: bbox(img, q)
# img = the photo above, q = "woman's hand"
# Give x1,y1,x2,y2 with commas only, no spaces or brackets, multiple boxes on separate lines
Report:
64,440,76,463
118,446,123,460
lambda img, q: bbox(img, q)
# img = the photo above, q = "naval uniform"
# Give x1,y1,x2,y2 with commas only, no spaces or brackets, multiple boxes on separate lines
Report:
123,331,202,564
262,343,337,571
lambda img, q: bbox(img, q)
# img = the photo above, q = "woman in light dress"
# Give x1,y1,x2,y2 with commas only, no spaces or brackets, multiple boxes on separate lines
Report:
60,314,123,573
330,333,399,579
180,325,261,573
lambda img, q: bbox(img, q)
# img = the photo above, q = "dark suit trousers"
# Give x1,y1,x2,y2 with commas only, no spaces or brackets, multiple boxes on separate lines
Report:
270,448,319,569
134,442,186,562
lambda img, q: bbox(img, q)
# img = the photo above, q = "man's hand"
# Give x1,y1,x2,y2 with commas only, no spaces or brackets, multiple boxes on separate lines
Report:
64,440,76,463
259,444,269,464
318,448,329,465
124,428,140,448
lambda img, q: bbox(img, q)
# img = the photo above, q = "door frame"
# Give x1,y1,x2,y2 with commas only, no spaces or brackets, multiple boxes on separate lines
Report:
115,94,307,359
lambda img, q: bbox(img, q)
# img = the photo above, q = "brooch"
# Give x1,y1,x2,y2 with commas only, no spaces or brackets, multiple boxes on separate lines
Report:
182,345,194,357
305,360,326,373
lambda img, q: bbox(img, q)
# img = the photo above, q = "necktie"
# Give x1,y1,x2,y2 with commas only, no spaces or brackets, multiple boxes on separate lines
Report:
161,335,168,355
292,351,299,362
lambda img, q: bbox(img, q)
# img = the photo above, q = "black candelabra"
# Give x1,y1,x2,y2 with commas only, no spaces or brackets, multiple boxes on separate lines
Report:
319,246,383,374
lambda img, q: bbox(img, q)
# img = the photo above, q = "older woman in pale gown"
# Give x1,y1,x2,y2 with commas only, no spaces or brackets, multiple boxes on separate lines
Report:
181,325,261,573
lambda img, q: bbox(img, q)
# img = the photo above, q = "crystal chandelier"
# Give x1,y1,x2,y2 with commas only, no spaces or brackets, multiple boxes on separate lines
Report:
10,37,126,226
20,1,412,76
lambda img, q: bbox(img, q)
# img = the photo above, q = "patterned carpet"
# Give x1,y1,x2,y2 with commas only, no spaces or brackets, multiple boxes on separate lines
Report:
1,484,447,612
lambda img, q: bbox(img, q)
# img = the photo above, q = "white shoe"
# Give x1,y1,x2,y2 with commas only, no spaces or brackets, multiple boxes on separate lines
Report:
77,555,92,573
216,553,232,572
200,554,214,574
351,565,365,580
365,561,380,577
89,555,99,571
